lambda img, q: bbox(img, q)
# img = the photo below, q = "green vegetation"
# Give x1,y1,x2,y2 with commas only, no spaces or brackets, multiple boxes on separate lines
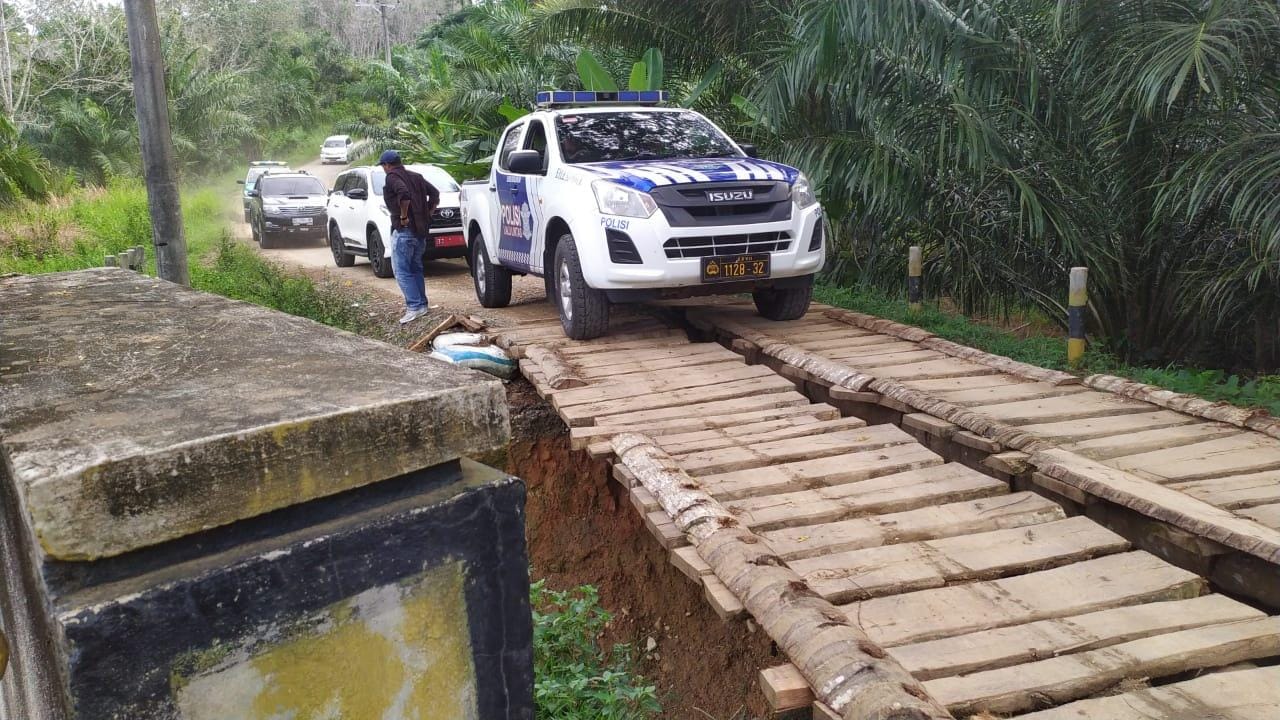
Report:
817,284,1280,416
355,0,1280,380
0,179,381,338
0,0,383,191
531,580,661,720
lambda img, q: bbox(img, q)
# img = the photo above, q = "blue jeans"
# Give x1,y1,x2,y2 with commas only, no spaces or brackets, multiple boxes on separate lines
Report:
391,229,427,311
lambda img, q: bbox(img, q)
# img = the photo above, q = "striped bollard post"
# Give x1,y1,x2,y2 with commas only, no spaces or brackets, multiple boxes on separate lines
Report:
1068,267,1088,368
908,246,922,312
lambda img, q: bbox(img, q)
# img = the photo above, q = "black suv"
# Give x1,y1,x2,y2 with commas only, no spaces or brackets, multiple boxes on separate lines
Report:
247,172,329,249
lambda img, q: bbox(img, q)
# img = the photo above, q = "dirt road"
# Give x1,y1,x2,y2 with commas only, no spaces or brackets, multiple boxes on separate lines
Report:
241,157,553,326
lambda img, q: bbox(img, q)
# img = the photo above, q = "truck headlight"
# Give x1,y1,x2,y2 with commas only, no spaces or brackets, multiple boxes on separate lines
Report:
792,173,818,208
593,180,657,219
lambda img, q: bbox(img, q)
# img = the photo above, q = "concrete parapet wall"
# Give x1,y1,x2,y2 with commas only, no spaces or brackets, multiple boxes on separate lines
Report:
0,270,531,719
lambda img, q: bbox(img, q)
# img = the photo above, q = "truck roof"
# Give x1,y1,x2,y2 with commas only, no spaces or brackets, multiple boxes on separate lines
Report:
534,105,691,119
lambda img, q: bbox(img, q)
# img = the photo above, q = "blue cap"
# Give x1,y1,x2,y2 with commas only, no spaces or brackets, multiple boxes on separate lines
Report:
378,149,401,165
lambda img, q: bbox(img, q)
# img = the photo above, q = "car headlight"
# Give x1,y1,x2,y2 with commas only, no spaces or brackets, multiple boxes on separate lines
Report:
792,173,818,208
592,180,657,219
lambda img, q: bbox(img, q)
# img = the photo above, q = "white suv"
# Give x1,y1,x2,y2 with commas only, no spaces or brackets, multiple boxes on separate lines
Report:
320,135,353,164
326,164,466,278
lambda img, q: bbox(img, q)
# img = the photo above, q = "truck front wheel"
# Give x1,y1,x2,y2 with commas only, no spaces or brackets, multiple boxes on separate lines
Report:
753,276,813,321
554,234,609,340
472,239,512,308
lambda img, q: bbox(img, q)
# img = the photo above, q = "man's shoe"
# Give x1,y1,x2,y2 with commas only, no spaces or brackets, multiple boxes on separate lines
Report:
399,308,429,325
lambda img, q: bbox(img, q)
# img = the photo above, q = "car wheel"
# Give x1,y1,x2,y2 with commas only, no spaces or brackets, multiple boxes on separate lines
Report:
329,223,354,267
251,218,260,243
258,223,277,249
472,237,512,308
753,275,814,321
367,228,394,278
553,234,609,340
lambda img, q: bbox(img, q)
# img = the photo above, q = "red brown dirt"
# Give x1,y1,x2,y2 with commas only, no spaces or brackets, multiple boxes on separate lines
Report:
503,380,781,720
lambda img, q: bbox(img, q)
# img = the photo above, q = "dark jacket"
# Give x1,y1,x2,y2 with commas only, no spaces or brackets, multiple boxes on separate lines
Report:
383,165,440,238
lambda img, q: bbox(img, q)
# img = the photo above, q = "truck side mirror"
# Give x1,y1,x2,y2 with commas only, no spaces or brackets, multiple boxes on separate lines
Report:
246,189,259,197
739,143,759,158
507,150,544,175
346,188,368,200
236,179,245,185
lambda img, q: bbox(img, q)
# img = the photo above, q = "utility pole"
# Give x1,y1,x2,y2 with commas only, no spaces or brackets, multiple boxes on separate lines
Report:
379,2,392,66
357,1,396,66
122,0,189,285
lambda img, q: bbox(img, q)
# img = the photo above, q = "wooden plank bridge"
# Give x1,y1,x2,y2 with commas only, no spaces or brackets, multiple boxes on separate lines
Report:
489,301,1280,720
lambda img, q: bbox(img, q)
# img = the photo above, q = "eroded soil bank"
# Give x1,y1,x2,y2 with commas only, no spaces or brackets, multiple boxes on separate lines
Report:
503,380,779,719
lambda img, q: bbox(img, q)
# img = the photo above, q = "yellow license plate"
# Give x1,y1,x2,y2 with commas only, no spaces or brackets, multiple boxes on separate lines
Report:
700,254,771,283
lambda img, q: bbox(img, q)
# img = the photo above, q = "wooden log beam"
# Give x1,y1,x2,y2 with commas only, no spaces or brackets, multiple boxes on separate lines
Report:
822,308,936,343
612,433,953,720
1031,449,1280,565
821,308,1078,386
1085,374,1280,441
525,346,587,390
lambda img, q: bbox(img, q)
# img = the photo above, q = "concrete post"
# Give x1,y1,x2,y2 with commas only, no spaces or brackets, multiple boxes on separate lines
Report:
1068,267,1088,368
908,245,923,312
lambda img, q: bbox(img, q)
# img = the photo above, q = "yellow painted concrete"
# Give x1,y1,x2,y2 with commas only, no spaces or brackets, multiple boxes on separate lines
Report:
175,562,478,720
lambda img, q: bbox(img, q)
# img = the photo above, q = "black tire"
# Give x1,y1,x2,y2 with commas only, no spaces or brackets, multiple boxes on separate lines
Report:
329,222,354,267
367,227,394,278
553,234,609,340
243,208,250,223
753,275,814,321
250,218,260,243
258,227,277,249
472,237,512,308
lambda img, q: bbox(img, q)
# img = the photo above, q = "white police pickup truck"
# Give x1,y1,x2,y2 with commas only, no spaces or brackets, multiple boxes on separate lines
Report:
460,90,825,339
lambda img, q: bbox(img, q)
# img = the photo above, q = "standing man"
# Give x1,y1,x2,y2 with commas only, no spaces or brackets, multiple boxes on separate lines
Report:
379,149,440,324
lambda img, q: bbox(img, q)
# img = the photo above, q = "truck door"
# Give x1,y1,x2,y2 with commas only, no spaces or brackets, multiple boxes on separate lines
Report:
495,122,533,271
518,119,550,275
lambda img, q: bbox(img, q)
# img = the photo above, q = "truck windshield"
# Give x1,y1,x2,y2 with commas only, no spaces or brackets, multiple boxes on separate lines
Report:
324,139,346,147
555,111,741,164
259,177,326,196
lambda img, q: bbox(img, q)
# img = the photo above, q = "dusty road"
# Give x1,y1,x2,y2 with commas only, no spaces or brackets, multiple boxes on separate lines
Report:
241,157,554,326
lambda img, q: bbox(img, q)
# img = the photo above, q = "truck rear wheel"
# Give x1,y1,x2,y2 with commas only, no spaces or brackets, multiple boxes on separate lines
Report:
554,234,609,340
753,276,813,321
472,238,512,308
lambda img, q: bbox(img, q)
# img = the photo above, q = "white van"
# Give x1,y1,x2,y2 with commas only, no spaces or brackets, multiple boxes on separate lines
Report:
320,135,353,164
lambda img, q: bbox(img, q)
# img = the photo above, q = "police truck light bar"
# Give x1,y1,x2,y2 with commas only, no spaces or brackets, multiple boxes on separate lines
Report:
535,90,669,107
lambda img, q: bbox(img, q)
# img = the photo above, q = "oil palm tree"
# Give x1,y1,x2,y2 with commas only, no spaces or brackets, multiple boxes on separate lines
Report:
756,0,1280,369
0,114,50,202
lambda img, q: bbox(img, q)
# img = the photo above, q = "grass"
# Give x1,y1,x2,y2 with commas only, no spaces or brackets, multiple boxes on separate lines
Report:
0,180,385,340
816,283,1280,416
531,580,661,720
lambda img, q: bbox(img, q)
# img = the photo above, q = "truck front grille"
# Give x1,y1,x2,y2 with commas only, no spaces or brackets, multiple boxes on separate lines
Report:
663,232,792,259
649,182,793,227
271,206,326,217
432,207,463,226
